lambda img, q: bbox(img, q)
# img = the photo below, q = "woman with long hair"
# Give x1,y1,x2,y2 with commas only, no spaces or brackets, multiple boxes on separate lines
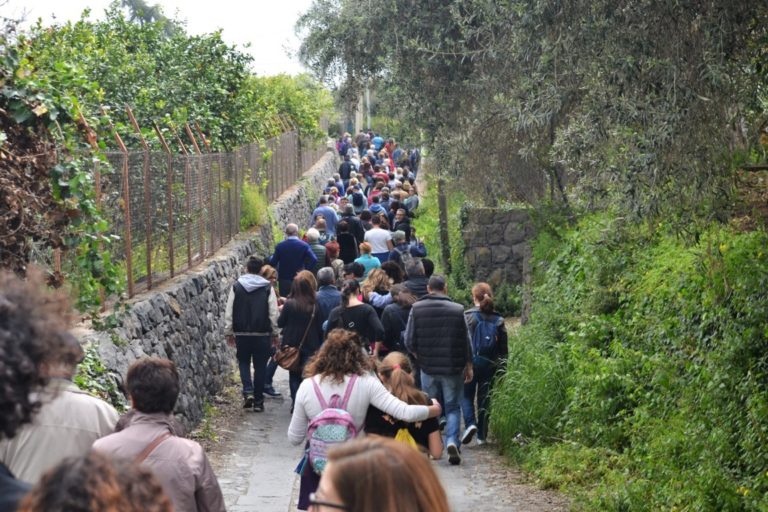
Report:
326,279,384,356
288,329,442,510
278,271,323,406
364,352,443,459
312,437,450,512
460,282,508,446
361,268,393,317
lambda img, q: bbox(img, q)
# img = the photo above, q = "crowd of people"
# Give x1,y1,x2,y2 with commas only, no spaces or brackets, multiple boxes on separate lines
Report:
0,132,507,512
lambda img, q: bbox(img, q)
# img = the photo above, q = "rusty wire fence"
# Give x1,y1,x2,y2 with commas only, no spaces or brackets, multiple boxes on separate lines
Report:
82,131,330,299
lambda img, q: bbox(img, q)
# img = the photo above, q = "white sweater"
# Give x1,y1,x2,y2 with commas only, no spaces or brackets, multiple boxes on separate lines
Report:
287,373,430,445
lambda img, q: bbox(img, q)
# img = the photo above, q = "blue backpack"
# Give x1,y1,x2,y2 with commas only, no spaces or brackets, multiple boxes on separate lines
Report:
471,311,500,363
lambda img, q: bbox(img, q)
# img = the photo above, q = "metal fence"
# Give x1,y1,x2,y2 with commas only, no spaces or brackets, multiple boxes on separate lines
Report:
75,130,328,299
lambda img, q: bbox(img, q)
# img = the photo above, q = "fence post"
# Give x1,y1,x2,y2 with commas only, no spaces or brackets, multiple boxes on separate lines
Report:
171,125,201,263
437,177,452,275
153,122,175,278
102,107,134,298
126,106,153,290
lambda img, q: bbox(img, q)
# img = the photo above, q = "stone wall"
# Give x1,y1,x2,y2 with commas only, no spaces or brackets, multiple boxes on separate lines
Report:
461,208,535,287
77,147,339,430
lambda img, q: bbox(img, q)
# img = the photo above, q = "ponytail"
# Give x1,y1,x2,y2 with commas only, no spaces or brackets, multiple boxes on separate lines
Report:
378,352,427,405
340,279,359,309
471,282,494,314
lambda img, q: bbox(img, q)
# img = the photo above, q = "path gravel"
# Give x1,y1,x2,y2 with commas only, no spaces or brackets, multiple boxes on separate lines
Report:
205,367,567,511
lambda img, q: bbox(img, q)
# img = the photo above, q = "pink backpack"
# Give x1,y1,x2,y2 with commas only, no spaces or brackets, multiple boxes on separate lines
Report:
307,374,359,474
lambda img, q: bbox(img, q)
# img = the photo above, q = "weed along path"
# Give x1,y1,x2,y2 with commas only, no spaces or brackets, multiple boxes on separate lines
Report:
203,366,566,511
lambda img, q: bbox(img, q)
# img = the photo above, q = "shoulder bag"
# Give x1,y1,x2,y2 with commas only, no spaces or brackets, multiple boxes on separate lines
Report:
275,305,316,372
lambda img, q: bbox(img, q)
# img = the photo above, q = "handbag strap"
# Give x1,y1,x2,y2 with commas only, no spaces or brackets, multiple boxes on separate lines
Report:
297,304,316,351
135,431,172,464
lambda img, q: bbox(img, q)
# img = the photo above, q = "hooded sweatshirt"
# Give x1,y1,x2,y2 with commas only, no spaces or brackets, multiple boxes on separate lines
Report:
224,273,279,336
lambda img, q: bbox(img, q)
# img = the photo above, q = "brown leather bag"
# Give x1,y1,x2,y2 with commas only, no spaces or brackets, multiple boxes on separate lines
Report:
275,305,315,372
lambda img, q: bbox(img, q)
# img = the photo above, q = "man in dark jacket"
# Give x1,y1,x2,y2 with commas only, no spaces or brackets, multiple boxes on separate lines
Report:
340,205,366,246
224,256,279,411
316,267,342,331
404,275,473,466
270,224,318,297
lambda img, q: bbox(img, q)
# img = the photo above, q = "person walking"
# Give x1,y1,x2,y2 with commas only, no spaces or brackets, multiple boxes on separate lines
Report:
310,197,338,237
224,256,280,411
288,329,442,510
354,242,381,278
277,271,324,407
315,267,342,332
0,336,118,484
327,279,385,356
460,283,508,446
364,352,443,459
404,275,473,465
93,358,226,512
259,265,283,399
270,223,318,297
305,228,327,275
364,214,393,263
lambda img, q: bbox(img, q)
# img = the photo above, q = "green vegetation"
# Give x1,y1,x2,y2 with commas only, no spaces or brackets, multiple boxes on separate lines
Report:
492,214,768,510
240,176,269,230
1,4,332,313
74,344,128,411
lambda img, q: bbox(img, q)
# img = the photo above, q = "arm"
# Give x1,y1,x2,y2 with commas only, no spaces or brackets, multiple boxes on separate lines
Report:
277,301,290,329
224,286,235,337
287,381,311,445
410,243,427,258
368,291,393,308
404,309,416,355
367,376,434,422
194,449,226,512
428,430,444,460
268,288,280,340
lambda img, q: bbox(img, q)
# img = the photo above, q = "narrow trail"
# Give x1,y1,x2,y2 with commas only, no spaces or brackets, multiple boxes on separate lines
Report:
206,369,567,512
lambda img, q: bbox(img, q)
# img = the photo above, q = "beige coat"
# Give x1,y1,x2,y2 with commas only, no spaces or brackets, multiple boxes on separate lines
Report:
92,412,225,512
0,379,118,483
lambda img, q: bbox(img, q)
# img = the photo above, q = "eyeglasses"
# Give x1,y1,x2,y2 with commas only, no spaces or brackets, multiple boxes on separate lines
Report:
308,492,347,510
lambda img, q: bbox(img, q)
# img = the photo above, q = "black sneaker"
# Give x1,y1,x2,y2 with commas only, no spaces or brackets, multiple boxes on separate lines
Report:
253,402,265,413
461,424,478,445
243,395,255,409
263,386,282,398
447,443,461,465
438,417,447,432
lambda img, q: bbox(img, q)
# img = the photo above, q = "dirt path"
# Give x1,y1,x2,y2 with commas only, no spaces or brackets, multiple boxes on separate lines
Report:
202,367,566,512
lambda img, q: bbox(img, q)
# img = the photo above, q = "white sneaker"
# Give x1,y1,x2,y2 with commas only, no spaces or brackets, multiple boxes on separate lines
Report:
476,438,486,446
461,424,477,445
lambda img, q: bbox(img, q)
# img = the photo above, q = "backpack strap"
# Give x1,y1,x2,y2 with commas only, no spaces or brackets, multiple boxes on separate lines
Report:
311,376,329,410
338,374,358,410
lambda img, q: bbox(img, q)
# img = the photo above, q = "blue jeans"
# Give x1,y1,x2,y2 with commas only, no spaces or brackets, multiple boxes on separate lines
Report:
461,359,495,441
265,346,278,388
236,336,271,404
421,371,464,446
373,252,389,263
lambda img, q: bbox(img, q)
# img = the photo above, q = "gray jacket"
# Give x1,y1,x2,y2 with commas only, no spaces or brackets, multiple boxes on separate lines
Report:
92,412,225,512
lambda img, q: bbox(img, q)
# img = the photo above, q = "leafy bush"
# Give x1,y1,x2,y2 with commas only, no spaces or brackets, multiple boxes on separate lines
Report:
240,177,269,230
74,344,127,411
492,213,768,510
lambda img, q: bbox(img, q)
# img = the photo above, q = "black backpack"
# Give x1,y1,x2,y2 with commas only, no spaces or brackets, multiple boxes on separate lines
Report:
352,191,365,207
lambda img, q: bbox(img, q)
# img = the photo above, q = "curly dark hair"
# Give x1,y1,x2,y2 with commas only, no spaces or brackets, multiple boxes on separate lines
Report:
0,270,76,440
17,451,172,512
304,328,373,383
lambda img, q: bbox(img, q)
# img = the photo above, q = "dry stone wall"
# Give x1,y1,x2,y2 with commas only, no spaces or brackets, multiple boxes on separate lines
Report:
462,208,534,287
77,148,338,430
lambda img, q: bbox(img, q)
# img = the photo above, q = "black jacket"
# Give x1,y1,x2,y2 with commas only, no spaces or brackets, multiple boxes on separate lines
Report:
277,300,323,356
232,282,271,334
404,276,429,299
404,294,472,375
381,303,411,353
341,214,366,246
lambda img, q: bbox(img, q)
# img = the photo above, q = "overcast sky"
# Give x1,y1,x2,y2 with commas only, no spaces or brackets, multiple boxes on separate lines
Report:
2,0,315,76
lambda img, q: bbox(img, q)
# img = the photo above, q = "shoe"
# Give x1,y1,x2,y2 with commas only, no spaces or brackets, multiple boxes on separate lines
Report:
438,417,447,432
447,443,461,465
243,395,255,409
253,402,265,413
461,424,478,445
476,438,486,446
263,386,282,398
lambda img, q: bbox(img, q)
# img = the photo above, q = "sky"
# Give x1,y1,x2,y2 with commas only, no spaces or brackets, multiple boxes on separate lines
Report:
2,0,316,76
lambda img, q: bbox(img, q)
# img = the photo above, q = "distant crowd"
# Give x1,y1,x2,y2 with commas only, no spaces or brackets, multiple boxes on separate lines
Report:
0,132,508,512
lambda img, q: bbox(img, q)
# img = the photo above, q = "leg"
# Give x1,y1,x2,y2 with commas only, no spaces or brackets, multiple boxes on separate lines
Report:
278,278,292,298
250,336,271,410
265,347,278,387
475,363,494,441
461,376,478,429
440,374,464,449
289,369,302,406
235,336,255,398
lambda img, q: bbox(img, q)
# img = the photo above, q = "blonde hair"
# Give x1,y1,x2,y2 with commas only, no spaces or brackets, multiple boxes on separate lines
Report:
362,268,391,298
378,352,427,406
359,242,372,254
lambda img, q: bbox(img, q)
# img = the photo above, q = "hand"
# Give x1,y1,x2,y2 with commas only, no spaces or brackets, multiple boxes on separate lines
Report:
463,365,474,384
226,335,235,348
427,400,442,419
